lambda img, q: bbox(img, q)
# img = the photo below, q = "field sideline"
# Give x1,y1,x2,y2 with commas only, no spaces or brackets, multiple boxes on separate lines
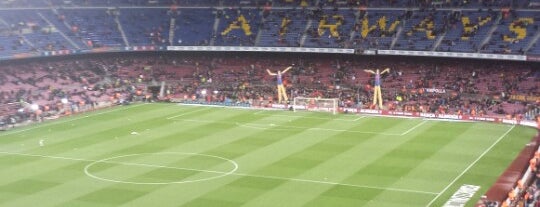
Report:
0,103,536,207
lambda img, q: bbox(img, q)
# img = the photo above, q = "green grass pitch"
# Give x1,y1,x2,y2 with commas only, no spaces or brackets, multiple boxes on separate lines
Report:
0,103,536,207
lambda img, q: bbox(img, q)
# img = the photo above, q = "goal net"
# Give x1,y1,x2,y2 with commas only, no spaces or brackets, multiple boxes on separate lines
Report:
292,97,338,115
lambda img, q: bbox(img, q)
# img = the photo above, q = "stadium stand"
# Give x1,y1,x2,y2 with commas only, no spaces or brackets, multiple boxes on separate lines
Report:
0,1,539,54
0,1,538,205
0,53,535,122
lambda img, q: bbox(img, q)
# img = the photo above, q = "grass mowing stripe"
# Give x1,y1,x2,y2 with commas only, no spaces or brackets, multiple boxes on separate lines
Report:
0,105,237,206
290,122,429,207
234,122,402,135
176,113,352,206
301,120,475,207
400,120,428,136
41,108,274,206
426,125,515,207
0,150,436,195
190,117,416,206
0,103,181,151
358,123,510,207
165,107,212,119
0,104,148,137
0,104,533,207
253,113,362,122
232,172,438,195
0,104,193,158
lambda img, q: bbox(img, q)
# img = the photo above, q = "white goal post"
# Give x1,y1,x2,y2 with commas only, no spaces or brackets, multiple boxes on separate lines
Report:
292,97,339,115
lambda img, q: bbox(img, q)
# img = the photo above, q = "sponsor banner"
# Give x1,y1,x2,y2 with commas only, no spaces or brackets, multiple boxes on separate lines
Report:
12,52,36,59
293,105,335,112
420,112,436,118
502,119,519,125
46,50,73,56
527,55,540,62
341,108,359,113
520,120,537,128
270,104,288,109
382,110,419,117
419,113,461,120
438,114,461,120
131,46,157,51
424,88,447,94
479,117,500,122
315,107,335,112
124,46,165,51
465,116,501,123
167,46,355,54
443,184,481,207
293,105,307,110
359,109,381,114
91,47,121,52
363,50,376,55
510,94,540,102
378,50,527,61
358,110,506,124
341,108,358,113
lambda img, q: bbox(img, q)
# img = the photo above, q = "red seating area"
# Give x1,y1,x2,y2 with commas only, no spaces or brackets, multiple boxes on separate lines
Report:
104,54,539,119
0,53,538,125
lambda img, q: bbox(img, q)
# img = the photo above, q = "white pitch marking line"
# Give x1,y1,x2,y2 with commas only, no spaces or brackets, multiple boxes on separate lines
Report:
235,122,402,135
253,110,266,115
172,119,217,124
400,120,428,136
352,116,367,121
0,151,436,195
0,151,232,176
83,152,239,185
0,151,227,174
258,114,361,122
426,125,516,207
0,104,147,137
169,118,400,135
166,107,211,120
230,172,438,195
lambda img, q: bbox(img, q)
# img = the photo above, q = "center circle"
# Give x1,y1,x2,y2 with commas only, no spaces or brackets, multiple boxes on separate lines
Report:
84,152,238,185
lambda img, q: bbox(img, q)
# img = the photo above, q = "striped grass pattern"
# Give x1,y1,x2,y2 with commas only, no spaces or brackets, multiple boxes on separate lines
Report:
0,103,535,207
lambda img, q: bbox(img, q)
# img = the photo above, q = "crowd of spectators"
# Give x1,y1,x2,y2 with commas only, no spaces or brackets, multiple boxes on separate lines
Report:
0,54,152,128
0,52,538,128
171,53,537,121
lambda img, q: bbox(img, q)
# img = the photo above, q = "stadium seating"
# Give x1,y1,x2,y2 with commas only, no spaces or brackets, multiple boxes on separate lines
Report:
436,10,497,53
174,9,215,46
0,0,538,122
0,1,538,55
480,11,540,54
215,8,261,46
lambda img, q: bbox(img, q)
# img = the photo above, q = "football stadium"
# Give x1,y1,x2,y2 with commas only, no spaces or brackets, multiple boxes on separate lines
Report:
0,1,539,207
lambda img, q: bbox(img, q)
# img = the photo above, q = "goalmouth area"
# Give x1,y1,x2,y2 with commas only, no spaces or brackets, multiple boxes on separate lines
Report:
0,103,537,207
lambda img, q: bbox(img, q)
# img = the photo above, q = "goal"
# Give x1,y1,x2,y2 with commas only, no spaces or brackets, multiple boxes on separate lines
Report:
292,97,339,115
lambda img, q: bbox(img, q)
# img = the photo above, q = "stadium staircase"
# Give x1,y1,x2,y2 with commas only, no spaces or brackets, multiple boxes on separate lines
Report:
114,15,130,47
210,11,220,46
37,12,80,50
390,25,403,49
47,8,84,49
524,28,540,54
0,16,35,51
169,17,175,46
478,13,502,52
348,10,360,43
299,19,313,47
432,29,447,51
254,11,264,46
